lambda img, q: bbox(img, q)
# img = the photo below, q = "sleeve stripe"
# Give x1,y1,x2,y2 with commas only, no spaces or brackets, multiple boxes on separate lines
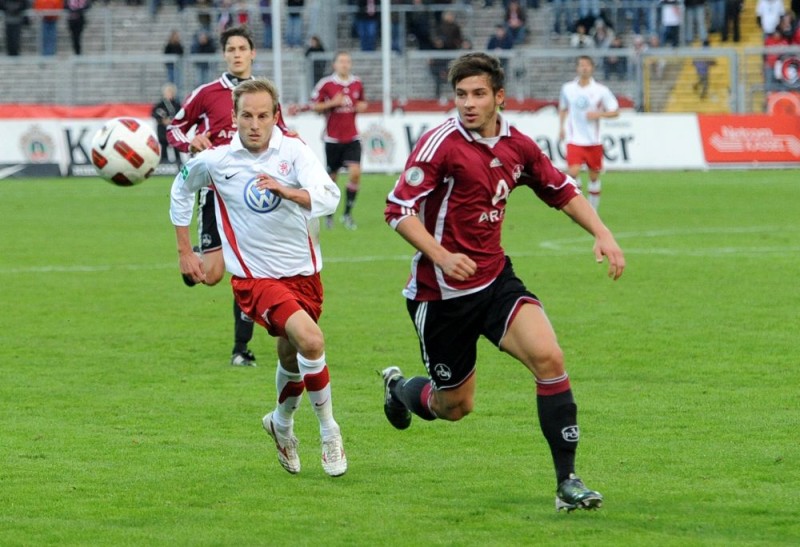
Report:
415,119,457,163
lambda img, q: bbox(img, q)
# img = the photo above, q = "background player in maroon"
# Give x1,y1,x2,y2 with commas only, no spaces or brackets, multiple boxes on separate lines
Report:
381,52,625,512
309,51,367,230
167,26,261,367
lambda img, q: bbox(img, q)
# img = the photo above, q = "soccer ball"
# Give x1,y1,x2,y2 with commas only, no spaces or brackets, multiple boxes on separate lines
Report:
90,117,161,186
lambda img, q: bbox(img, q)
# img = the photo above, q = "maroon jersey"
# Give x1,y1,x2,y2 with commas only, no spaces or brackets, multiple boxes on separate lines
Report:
167,73,288,154
385,115,579,301
167,73,243,153
310,74,365,143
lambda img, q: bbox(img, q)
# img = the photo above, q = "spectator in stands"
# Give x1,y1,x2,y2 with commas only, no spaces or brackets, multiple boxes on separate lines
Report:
621,0,649,36
305,35,326,86
487,23,513,75
260,0,272,49
66,0,90,55
692,54,716,98
356,0,379,51
551,0,574,36
592,18,615,48
756,0,785,38
152,82,182,165
192,29,217,86
684,0,710,46
603,35,628,80
407,0,434,50
488,23,514,51
763,26,789,90
658,0,682,47
570,22,595,48
709,0,726,34
34,0,62,56
2,0,29,56
721,0,742,42
504,0,527,46
286,0,304,48
164,29,185,90
430,10,464,101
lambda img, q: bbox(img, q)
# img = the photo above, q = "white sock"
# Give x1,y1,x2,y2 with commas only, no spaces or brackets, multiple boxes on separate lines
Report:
588,179,601,210
273,362,305,430
297,353,339,438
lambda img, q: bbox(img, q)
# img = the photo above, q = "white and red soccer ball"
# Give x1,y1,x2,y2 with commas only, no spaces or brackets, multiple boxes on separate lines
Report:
91,117,161,186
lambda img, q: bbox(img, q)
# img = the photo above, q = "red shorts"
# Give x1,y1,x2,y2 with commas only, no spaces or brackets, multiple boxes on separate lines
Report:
566,144,604,172
231,274,323,338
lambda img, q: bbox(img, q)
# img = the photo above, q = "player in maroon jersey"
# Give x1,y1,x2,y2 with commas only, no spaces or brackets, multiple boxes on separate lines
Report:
166,26,262,367
380,52,625,512
309,51,367,230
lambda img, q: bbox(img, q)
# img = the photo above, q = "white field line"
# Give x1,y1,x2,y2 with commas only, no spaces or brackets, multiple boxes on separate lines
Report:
1,227,796,274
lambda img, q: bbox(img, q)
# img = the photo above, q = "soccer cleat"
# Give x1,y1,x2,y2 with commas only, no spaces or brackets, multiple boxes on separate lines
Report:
341,214,357,230
231,350,257,367
381,366,412,430
262,412,301,474
181,245,202,287
321,433,347,477
555,474,603,512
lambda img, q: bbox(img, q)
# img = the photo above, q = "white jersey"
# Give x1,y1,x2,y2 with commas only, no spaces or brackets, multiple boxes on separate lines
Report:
559,77,619,146
170,127,341,279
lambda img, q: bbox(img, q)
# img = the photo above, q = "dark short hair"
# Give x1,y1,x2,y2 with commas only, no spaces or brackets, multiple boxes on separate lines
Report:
221,26,255,51
448,52,505,93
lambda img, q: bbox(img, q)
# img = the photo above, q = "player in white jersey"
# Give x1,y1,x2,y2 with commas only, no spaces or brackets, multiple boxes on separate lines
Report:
558,56,619,210
169,79,347,477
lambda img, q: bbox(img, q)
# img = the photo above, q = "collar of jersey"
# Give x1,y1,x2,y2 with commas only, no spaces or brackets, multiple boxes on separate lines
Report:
230,126,283,154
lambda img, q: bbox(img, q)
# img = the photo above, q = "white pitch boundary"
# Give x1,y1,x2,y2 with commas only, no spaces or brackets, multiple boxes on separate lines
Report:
1,226,796,275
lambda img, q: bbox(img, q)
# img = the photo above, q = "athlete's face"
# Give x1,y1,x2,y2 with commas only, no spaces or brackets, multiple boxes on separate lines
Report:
235,91,277,153
224,36,255,78
333,53,352,78
576,58,594,80
454,74,504,138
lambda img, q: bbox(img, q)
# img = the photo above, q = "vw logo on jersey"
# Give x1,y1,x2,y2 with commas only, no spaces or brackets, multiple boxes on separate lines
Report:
576,96,590,109
243,178,282,213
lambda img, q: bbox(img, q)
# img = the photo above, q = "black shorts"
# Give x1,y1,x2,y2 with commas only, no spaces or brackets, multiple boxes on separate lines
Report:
406,257,541,390
197,187,221,253
325,141,362,174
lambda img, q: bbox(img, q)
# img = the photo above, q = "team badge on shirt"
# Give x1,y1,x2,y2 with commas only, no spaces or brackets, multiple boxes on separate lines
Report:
278,160,291,176
244,178,282,213
404,166,424,187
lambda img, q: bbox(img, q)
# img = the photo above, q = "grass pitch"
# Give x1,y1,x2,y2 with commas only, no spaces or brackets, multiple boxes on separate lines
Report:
1,170,798,546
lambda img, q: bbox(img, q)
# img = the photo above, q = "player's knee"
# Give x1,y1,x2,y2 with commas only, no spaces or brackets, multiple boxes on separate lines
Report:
436,398,474,421
531,346,565,377
295,330,325,360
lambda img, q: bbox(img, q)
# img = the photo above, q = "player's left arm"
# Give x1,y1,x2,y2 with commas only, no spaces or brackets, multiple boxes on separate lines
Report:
562,195,625,280
256,142,340,216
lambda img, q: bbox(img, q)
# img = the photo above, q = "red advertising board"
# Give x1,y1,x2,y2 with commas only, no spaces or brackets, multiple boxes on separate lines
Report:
697,114,800,164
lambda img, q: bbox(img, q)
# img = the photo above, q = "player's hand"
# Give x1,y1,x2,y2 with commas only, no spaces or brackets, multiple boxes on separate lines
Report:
179,249,206,285
439,252,477,282
189,132,213,154
593,233,625,281
586,111,602,120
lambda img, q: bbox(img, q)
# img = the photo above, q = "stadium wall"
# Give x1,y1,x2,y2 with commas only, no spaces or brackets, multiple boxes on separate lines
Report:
1,105,798,179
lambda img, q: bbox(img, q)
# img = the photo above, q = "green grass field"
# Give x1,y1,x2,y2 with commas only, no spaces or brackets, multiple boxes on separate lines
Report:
1,170,798,546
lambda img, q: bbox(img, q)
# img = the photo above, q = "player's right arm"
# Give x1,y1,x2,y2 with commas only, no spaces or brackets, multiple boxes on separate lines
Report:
167,87,209,154
395,216,476,282
169,155,212,282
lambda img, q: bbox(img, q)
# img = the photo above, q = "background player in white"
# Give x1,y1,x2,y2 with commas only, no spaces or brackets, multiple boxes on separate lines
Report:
558,55,620,211
170,78,347,477
381,52,625,511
